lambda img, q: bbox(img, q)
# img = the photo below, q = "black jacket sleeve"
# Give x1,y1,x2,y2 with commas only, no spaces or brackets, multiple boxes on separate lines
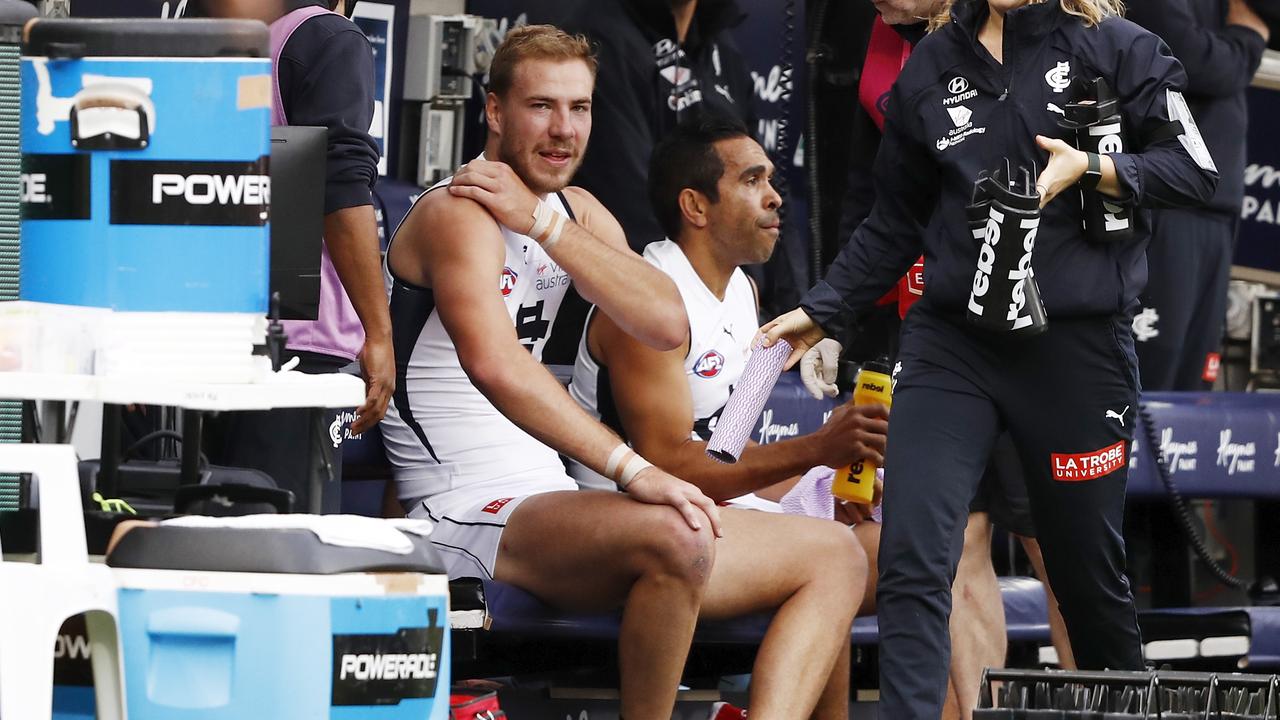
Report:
836,111,881,243
1104,23,1220,210
280,21,379,214
801,91,937,337
1125,0,1266,99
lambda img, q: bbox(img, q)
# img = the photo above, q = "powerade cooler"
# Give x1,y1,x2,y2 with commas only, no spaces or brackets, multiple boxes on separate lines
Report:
108,519,451,720
20,19,271,313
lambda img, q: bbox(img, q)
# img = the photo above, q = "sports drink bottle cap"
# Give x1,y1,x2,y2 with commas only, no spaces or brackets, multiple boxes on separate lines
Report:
861,356,891,377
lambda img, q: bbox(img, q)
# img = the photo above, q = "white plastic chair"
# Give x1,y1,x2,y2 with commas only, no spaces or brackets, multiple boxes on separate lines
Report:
0,444,127,720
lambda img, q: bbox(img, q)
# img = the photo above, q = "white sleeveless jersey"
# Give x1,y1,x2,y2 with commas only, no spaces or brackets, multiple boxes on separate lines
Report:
568,239,757,489
379,176,581,510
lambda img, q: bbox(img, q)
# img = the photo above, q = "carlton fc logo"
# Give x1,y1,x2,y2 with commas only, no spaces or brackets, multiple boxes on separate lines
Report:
1045,61,1071,93
500,267,518,297
693,350,725,378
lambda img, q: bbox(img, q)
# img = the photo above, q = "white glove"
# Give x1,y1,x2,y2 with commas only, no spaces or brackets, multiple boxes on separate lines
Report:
799,338,843,400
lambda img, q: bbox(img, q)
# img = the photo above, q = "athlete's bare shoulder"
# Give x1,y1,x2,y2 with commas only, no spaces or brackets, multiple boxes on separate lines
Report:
390,182,506,288
407,183,503,241
562,185,627,249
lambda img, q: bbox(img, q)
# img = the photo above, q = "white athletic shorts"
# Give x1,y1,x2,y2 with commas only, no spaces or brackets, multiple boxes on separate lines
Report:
406,476,575,580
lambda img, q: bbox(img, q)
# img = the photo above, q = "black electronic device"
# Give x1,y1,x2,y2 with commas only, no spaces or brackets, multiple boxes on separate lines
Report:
1252,296,1280,379
268,125,326,321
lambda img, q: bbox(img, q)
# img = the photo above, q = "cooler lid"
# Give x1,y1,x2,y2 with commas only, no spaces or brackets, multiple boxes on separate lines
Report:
107,518,447,576
0,0,36,27
24,18,268,58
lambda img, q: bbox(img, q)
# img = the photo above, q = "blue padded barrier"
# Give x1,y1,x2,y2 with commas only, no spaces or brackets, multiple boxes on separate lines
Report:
745,379,1280,500
1127,392,1280,499
340,379,1280,503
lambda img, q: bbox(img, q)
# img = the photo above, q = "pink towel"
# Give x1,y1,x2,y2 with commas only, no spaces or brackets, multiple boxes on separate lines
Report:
780,466,883,523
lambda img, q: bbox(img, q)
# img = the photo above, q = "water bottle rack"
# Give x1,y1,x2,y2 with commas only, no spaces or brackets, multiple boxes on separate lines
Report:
974,668,1278,719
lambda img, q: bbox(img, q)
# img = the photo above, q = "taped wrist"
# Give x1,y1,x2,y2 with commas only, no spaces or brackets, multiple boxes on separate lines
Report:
605,442,653,490
528,198,568,250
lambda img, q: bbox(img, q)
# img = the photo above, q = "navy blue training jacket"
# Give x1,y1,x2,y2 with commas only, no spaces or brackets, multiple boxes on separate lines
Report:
801,0,1219,337
1126,0,1266,217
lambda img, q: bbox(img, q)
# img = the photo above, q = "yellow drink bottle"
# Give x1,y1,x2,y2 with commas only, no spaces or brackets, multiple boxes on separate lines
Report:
831,357,892,504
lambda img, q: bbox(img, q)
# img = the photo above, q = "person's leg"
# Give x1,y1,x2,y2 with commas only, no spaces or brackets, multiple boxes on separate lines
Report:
1134,209,1197,391
495,490,717,720
1171,214,1234,390
811,635,852,720
699,511,866,720
852,521,880,616
876,374,1000,718
1005,317,1144,672
946,512,1006,720
1019,535,1076,669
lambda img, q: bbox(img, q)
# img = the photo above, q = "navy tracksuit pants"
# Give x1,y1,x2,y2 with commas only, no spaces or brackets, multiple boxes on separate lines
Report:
877,309,1145,719
1134,208,1235,391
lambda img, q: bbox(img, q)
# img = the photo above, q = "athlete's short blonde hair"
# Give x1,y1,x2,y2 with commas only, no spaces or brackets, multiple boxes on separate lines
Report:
487,25,597,97
928,0,1124,31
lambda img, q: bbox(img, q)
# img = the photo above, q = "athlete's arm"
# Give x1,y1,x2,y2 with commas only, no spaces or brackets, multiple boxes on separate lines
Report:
323,205,394,434
285,24,393,435
448,159,687,351
392,193,721,535
592,310,888,504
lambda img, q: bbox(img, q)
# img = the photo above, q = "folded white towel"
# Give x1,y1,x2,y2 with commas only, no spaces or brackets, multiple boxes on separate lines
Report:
162,514,433,555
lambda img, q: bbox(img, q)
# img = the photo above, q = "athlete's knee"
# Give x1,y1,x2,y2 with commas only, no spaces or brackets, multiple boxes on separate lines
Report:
632,510,717,588
801,523,868,598
827,524,868,577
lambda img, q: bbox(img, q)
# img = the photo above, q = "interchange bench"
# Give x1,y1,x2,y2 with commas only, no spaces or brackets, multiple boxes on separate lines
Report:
461,575,1050,645
443,576,1051,683
342,381,1280,677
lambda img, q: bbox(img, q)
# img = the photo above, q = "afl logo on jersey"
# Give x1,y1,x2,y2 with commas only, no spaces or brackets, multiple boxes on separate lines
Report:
693,350,725,378
500,267,518,297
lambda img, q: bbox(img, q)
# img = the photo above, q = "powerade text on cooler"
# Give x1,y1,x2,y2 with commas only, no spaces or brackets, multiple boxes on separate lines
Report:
832,357,892,504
